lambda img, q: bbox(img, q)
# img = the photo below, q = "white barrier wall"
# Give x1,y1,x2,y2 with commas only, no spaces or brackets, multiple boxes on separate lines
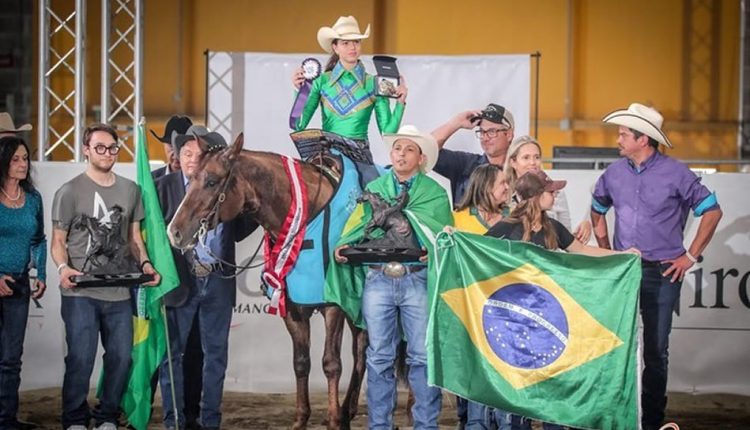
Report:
21,163,750,396
206,52,532,163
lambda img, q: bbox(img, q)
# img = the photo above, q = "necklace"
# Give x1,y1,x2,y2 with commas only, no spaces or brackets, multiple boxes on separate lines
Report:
1,186,21,201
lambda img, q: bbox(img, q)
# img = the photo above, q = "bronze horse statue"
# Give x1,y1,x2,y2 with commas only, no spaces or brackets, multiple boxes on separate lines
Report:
167,133,367,429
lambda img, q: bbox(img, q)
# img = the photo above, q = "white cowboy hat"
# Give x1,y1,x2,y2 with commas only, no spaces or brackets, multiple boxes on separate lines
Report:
602,103,672,148
0,112,32,133
383,125,438,172
317,16,371,54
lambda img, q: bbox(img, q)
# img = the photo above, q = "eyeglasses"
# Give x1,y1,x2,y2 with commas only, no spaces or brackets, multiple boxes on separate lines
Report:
89,144,121,155
475,128,509,139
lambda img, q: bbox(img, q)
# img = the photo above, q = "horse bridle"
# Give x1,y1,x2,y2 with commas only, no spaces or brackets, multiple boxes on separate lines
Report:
191,149,330,279
192,156,266,278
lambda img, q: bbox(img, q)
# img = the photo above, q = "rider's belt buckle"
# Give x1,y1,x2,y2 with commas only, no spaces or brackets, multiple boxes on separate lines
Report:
383,261,406,278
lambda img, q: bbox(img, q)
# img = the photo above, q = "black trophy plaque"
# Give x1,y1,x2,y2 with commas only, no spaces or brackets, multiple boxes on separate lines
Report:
69,206,153,288
372,55,400,98
340,189,426,263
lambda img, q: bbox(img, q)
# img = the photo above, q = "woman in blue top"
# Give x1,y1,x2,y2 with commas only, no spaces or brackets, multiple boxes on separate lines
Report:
0,136,47,429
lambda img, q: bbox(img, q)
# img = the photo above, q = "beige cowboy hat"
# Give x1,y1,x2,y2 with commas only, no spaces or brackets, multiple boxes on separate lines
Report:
317,16,371,54
0,112,32,133
602,103,672,148
383,125,439,172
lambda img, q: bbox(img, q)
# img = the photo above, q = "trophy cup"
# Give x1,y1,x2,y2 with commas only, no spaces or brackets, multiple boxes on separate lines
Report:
69,206,154,287
340,189,426,270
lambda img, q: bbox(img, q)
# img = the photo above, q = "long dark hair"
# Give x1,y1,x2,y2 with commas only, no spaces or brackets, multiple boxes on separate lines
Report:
325,40,340,72
504,194,558,250
0,136,35,192
455,164,506,214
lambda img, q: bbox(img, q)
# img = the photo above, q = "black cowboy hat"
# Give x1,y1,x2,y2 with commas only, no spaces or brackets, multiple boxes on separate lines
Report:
150,115,193,143
172,125,227,154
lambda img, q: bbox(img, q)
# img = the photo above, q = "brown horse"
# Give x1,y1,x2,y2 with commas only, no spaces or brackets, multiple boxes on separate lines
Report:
167,133,367,430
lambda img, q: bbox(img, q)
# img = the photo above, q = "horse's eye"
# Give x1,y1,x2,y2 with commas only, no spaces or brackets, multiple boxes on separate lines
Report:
206,180,216,188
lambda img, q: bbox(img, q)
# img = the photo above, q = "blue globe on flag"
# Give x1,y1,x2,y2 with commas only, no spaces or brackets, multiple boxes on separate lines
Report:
482,283,569,369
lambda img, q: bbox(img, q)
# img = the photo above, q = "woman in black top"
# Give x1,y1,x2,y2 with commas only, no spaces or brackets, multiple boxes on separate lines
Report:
485,170,638,430
487,170,639,257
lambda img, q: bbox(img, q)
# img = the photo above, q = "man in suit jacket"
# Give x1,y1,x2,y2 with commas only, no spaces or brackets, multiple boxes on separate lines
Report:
155,125,257,430
150,115,192,180
148,114,204,427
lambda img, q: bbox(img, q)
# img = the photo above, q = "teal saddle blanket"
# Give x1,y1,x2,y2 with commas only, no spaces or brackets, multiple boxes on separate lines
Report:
265,153,363,305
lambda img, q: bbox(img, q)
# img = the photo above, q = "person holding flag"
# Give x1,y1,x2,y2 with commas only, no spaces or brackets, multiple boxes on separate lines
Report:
485,170,638,430
329,125,452,429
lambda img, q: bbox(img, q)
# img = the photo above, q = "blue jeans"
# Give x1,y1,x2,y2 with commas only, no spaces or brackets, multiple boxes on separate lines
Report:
511,416,567,430
0,274,30,430
61,295,133,428
640,262,681,429
362,268,442,430
159,273,233,428
466,401,511,430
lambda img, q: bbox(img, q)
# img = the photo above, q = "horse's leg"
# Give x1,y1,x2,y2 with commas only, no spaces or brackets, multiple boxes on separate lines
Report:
321,306,346,429
341,320,368,426
283,303,314,430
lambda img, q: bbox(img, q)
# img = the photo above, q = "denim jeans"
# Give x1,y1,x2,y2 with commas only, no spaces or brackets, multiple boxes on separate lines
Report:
0,274,30,430
511,416,567,430
640,262,682,429
159,273,233,428
61,295,133,428
466,401,511,430
362,268,442,430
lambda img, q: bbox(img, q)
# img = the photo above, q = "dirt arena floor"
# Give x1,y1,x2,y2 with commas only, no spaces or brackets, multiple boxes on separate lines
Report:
17,388,750,429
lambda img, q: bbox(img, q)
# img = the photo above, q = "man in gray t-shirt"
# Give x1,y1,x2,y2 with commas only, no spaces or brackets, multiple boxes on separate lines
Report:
51,171,144,301
50,123,160,430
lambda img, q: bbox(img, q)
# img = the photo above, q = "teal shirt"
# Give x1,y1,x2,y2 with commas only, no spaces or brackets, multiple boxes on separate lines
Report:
0,189,47,281
295,61,405,140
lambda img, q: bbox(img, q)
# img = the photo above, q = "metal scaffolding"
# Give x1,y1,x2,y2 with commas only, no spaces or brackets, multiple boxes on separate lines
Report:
38,0,86,161
101,0,143,157
681,0,721,121
37,0,143,161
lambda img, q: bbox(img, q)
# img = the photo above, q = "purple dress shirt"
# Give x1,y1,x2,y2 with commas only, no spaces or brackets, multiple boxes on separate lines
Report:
591,151,719,261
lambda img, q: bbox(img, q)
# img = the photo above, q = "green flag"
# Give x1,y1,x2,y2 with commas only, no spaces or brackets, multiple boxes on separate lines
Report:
324,171,453,327
121,122,180,430
429,231,641,430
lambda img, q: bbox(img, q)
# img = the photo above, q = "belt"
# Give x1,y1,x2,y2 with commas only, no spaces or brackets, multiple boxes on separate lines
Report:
370,263,426,277
370,264,425,274
641,259,662,267
192,261,222,277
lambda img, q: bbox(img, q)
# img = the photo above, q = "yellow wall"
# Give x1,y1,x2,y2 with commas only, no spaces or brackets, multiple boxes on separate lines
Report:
39,0,741,168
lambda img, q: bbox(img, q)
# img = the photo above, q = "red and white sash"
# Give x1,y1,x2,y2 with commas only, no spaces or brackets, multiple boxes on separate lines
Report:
263,156,309,317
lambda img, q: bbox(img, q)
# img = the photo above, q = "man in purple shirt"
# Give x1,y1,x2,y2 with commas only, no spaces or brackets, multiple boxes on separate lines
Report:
590,103,722,430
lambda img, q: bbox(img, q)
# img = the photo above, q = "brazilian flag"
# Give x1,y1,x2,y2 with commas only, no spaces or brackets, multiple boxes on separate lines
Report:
429,231,641,430
120,122,180,430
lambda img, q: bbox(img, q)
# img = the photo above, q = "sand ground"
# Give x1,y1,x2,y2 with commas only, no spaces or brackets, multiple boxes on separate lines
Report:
16,388,750,429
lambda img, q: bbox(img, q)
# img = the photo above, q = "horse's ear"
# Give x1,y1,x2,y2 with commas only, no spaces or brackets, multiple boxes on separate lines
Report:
195,134,211,153
227,133,244,162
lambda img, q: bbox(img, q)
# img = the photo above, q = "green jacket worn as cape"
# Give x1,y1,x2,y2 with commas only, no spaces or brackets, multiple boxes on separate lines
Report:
325,170,454,327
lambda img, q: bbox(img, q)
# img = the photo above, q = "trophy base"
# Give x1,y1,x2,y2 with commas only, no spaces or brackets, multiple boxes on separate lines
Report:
71,273,154,288
340,247,426,264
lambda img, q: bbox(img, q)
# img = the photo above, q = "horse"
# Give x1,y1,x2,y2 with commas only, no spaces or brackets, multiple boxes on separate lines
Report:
167,133,367,430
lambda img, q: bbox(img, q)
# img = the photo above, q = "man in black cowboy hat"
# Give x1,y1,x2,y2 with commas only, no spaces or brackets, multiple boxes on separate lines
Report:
155,126,256,430
150,115,192,180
